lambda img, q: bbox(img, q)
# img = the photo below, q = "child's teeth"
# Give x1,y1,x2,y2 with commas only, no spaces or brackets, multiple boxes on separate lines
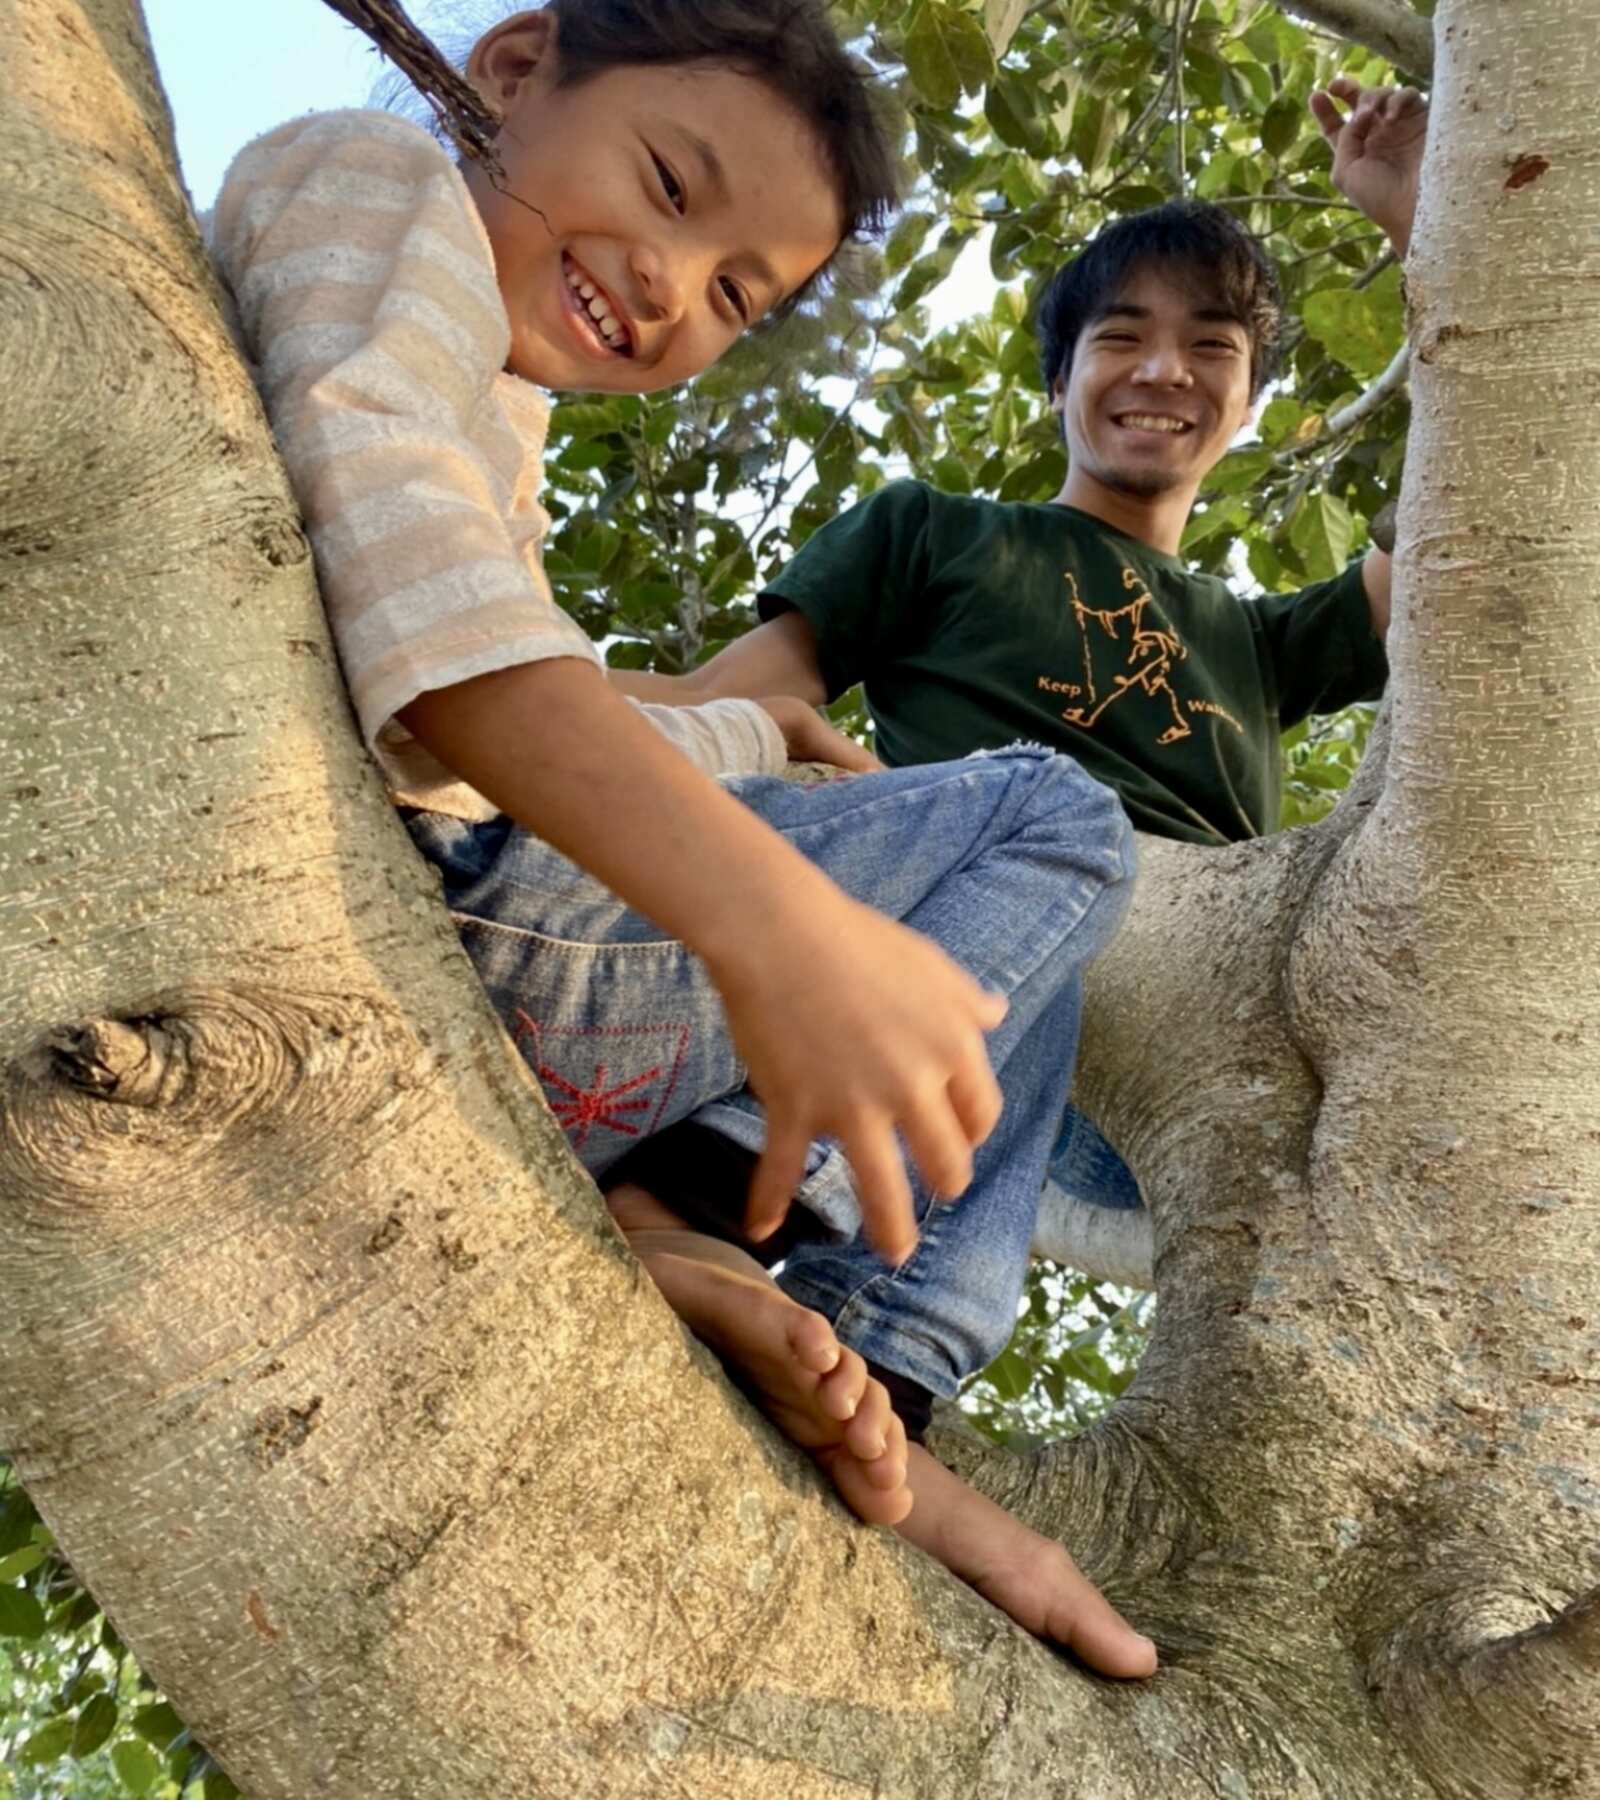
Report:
599,313,619,335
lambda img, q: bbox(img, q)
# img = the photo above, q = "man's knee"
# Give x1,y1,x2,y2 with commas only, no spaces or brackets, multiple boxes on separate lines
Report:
1008,748,1138,888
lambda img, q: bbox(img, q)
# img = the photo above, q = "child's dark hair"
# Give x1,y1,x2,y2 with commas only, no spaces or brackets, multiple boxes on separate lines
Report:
1035,201,1283,399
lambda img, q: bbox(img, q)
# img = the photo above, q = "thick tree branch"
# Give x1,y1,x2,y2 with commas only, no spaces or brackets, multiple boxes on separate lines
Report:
1033,1183,1153,1289
1379,1587,1600,1794
1278,0,1435,77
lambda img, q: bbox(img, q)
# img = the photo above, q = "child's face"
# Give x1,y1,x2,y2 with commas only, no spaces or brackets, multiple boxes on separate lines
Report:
463,16,843,393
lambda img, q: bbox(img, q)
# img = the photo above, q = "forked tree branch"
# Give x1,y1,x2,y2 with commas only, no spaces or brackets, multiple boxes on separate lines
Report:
1278,0,1435,77
1381,1586,1600,1793
317,0,504,173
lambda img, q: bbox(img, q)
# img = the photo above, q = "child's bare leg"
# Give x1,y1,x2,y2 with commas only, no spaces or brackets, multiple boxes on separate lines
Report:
606,1183,912,1527
896,1443,1159,1679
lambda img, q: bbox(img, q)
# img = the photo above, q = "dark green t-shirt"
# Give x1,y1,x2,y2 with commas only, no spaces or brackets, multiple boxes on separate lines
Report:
760,481,1388,845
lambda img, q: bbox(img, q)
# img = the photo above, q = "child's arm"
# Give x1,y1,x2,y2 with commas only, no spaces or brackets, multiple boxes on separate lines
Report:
215,113,978,1257
1310,78,1428,255
401,659,1000,1261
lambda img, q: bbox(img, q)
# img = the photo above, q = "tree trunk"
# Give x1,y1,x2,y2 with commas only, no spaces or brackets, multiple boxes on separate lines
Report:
1,2,1595,1796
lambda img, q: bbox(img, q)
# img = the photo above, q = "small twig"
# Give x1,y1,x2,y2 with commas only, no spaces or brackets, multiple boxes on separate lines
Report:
1324,345,1410,436
316,0,505,180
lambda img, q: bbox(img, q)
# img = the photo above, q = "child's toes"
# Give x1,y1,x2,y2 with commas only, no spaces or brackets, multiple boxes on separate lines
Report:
786,1307,842,1378
842,1374,896,1464
815,1345,868,1423
860,1414,908,1491
818,1445,915,1528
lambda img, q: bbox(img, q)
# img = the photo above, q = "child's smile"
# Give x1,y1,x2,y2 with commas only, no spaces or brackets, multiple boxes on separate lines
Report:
463,17,843,394
561,251,633,358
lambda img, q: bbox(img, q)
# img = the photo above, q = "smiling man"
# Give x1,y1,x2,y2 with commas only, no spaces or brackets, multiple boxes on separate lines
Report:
622,187,1397,846
615,70,1428,835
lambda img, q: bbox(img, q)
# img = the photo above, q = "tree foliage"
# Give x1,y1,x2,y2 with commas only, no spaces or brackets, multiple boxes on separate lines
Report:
2,0,1424,1787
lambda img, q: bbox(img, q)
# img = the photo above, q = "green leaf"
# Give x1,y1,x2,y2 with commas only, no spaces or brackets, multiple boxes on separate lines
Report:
202,1769,243,1799
1195,151,1237,200
1301,267,1406,381
19,1717,75,1765
1290,491,1357,581
1204,448,1274,496
0,1489,41,1557
73,1693,118,1759
131,1701,185,1750
1259,395,1309,449
983,0,1029,56
903,3,995,109
0,1584,46,1638
0,1544,44,1581
1261,96,1302,159
883,211,933,274
112,1739,164,1795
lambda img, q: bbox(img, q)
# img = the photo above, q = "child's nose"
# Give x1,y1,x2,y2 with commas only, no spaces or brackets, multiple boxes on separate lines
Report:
628,245,684,324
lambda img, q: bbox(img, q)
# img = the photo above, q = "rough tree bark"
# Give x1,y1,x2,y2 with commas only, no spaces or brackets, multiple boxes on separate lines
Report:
1,1,1595,1796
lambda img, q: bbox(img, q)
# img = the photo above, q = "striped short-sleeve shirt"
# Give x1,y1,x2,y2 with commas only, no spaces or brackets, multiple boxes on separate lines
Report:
210,109,782,817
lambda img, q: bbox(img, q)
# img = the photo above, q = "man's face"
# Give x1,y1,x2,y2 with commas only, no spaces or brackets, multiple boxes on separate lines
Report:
463,19,842,395
1051,263,1257,501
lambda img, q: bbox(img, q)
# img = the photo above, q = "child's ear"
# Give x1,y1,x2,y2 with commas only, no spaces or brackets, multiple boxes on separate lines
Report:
465,9,559,117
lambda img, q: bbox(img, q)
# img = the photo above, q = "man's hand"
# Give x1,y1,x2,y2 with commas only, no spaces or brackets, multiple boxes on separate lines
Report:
1310,78,1428,256
755,696,882,774
709,896,1008,1267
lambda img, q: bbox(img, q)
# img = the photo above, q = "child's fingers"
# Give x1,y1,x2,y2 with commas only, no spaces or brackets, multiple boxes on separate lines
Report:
901,1092,975,1204
948,1054,1004,1152
974,986,1008,1032
745,1117,812,1243
840,1117,919,1266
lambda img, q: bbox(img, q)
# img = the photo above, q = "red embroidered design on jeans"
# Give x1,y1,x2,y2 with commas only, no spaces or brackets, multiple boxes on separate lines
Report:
537,1061,663,1146
511,1011,692,1147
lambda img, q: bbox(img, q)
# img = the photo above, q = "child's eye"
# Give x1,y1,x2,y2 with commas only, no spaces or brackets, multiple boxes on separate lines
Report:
719,275,750,322
651,152,686,215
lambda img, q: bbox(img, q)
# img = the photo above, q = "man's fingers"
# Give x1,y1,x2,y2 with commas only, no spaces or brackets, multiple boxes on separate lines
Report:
830,735,885,774
841,1119,919,1266
746,1119,811,1242
1308,89,1345,143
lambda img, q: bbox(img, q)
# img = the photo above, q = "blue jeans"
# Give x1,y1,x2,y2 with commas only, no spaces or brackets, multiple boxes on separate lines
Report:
404,746,1136,1400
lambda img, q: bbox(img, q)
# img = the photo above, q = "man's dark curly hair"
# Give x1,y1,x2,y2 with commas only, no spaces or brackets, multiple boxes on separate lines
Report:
1035,201,1284,400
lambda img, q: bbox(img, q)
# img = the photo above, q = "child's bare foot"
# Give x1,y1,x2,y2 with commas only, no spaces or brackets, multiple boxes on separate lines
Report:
609,1185,912,1527
897,1444,1158,1679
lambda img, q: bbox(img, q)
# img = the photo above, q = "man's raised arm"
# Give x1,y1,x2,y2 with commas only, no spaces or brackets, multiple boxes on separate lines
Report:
1309,78,1428,641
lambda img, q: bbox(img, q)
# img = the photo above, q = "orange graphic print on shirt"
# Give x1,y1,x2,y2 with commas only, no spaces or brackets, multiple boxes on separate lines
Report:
1039,564,1245,749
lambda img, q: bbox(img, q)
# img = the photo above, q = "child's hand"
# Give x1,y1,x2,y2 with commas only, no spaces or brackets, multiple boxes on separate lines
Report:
756,696,883,774
709,898,1008,1266
1310,77,1428,256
